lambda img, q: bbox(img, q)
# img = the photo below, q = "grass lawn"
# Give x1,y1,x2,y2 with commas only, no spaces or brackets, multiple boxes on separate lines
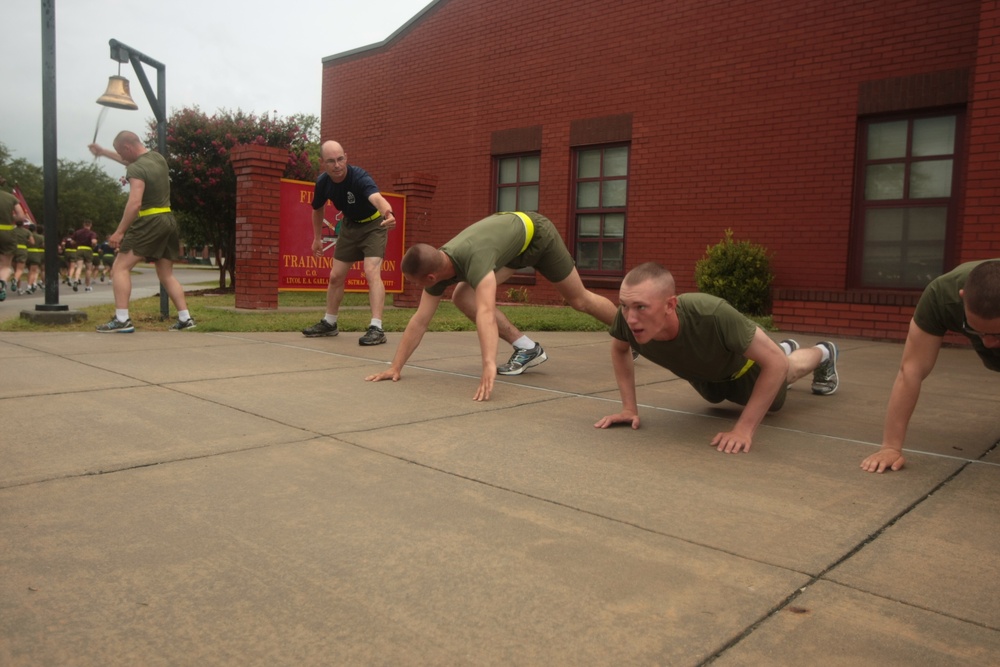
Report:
1,281,774,334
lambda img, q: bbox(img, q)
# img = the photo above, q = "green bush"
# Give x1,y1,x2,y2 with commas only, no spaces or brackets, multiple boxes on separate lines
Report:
694,229,774,315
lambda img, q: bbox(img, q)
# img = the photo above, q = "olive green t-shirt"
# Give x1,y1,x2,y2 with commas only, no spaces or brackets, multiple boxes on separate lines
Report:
610,292,757,382
913,259,1000,371
426,213,529,297
125,150,171,209
0,190,19,225
912,260,994,336
11,226,32,246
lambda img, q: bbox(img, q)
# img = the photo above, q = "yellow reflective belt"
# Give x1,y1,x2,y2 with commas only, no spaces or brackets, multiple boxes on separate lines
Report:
76,245,92,250
731,358,755,380
138,207,171,217
16,244,27,249
0,224,14,231
28,248,44,253
509,211,534,254
356,211,381,223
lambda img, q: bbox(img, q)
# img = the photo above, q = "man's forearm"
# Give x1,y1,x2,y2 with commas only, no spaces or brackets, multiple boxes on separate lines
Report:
476,309,499,368
311,209,324,240
612,346,639,412
881,371,922,451
734,364,784,437
388,319,427,372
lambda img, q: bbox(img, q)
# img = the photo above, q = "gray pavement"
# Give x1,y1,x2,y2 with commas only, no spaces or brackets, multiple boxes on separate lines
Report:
0,326,997,665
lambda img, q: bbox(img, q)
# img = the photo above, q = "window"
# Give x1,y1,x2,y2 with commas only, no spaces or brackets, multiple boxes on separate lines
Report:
573,145,628,274
495,154,539,211
852,110,962,289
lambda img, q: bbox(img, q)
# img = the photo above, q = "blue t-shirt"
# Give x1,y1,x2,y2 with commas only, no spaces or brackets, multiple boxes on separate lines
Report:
311,165,380,221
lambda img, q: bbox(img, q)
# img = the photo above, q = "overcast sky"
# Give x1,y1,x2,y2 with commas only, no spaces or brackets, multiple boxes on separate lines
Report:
2,0,432,176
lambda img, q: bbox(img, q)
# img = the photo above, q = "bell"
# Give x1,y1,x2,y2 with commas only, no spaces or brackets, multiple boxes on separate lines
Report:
96,75,138,110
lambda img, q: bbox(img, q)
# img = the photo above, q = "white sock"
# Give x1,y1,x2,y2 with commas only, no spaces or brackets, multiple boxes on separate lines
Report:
116,309,130,322
512,335,535,350
779,341,794,355
178,310,190,322
816,345,831,363
324,314,338,325
370,319,382,329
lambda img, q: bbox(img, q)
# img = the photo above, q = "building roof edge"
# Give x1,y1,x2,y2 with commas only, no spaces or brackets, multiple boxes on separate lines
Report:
321,0,444,64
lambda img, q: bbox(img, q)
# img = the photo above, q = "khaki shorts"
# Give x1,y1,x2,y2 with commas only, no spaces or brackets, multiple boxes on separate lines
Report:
333,217,388,264
504,212,576,284
75,248,94,264
121,212,182,261
689,363,788,412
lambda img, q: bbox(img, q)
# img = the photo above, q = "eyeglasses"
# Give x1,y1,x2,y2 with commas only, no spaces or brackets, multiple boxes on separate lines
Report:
962,317,1000,341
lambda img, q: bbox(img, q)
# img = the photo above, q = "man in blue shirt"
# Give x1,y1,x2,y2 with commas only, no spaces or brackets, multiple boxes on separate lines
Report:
302,140,397,345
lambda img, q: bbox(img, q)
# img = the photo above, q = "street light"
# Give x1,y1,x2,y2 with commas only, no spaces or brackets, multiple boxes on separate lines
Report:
97,39,169,319
35,0,68,315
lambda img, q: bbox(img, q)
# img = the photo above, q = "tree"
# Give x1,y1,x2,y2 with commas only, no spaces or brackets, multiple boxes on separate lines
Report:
0,141,126,237
151,108,320,288
56,161,128,237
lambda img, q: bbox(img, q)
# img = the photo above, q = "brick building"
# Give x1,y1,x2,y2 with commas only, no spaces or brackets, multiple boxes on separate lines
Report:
319,0,1000,340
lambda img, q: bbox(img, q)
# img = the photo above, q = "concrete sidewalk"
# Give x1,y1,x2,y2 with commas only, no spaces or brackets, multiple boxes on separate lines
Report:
0,329,997,665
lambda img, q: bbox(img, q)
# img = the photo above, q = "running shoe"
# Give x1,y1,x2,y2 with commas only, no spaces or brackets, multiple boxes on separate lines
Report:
302,319,338,337
811,341,839,395
359,325,387,346
497,343,547,376
96,317,135,334
779,338,800,355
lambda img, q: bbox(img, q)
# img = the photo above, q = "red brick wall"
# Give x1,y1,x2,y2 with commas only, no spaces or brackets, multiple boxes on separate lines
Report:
321,0,989,336
231,145,288,310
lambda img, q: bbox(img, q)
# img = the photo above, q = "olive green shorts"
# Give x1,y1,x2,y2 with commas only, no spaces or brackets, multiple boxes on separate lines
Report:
505,212,576,284
75,248,94,264
689,363,788,412
333,217,388,264
0,229,14,255
121,213,182,261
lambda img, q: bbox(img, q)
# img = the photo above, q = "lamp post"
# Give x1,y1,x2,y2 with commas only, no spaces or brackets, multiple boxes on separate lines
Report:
35,0,67,314
98,39,170,319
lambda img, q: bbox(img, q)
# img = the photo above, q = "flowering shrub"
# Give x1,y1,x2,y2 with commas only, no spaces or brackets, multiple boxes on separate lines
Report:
147,107,320,287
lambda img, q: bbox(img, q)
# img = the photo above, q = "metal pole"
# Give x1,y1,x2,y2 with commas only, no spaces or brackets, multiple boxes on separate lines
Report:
37,0,67,313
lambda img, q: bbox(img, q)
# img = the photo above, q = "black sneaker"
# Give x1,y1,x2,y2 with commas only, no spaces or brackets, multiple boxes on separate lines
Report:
0,280,6,302
96,317,135,334
779,339,800,355
72,281,79,292
812,341,839,395
169,318,196,331
359,325,387,346
302,319,338,337
497,343,548,376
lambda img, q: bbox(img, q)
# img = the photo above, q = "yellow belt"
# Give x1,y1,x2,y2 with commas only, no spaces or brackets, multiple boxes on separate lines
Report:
28,248,44,253
77,245,92,250
16,244,27,249
509,211,535,254
730,358,755,380
138,207,171,217
0,224,14,231
354,210,381,223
